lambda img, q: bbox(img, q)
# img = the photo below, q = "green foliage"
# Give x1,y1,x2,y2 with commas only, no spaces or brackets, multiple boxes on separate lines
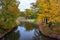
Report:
30,13,37,19
0,0,20,29
23,9,33,19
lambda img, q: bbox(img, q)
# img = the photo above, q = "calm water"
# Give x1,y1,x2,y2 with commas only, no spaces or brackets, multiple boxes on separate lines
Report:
1,23,56,40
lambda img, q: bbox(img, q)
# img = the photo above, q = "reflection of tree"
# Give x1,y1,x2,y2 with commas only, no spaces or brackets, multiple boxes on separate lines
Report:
1,28,20,40
33,29,56,40
21,22,36,31
33,29,41,40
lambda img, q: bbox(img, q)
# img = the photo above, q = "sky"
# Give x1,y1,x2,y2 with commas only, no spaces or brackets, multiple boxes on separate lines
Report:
18,0,36,11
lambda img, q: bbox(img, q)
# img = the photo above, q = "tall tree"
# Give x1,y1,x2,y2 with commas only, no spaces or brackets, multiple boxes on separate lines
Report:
30,3,38,19
36,0,60,24
0,0,20,29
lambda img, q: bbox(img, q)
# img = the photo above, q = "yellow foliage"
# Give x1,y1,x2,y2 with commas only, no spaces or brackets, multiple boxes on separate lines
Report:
36,0,60,23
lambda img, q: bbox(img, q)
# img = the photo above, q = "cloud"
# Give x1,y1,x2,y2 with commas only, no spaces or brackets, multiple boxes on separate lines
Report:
18,0,36,11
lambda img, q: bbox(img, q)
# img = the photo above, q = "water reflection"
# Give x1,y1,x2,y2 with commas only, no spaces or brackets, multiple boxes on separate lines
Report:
1,22,57,40
33,29,56,40
17,26,35,40
1,28,20,40
19,22,37,31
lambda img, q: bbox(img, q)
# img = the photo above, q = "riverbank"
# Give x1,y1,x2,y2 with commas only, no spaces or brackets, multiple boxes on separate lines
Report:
0,26,18,39
16,17,36,25
38,23,60,39
0,22,58,40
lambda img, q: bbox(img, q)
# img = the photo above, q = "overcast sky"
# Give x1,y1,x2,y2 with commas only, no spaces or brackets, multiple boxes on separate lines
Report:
18,0,36,11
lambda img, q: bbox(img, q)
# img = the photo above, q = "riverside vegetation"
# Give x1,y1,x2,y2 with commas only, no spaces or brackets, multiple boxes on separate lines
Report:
0,0,60,39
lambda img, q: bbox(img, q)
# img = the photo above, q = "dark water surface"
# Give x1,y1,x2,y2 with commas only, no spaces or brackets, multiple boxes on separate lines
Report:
1,23,57,40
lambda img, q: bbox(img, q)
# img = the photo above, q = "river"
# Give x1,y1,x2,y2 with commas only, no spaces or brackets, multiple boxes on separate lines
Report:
1,22,56,40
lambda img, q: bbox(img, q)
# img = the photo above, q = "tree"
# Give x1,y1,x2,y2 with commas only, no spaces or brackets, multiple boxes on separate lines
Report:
0,0,20,29
24,9,33,19
30,3,38,19
36,0,60,25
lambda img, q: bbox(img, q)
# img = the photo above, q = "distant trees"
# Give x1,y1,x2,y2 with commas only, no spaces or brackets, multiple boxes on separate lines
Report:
0,0,20,29
24,9,33,19
30,3,37,19
20,9,33,19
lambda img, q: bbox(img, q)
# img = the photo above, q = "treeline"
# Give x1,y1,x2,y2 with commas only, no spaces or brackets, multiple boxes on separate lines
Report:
20,3,37,19
20,0,60,27
0,0,60,29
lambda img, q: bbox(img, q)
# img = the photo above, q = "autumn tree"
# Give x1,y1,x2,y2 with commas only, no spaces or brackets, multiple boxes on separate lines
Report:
36,0,60,26
0,0,20,29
